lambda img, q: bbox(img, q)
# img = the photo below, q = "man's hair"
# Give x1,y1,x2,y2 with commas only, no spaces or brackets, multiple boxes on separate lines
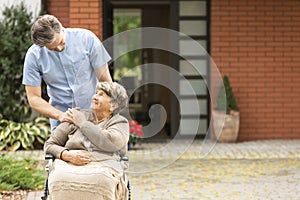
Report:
31,15,63,46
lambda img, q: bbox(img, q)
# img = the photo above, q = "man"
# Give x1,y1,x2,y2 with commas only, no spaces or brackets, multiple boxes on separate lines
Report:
22,14,112,130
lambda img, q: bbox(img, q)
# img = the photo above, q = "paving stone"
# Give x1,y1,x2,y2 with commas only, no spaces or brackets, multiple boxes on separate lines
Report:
25,139,300,200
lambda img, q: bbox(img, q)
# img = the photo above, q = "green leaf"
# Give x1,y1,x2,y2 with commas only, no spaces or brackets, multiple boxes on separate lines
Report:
28,126,40,135
36,136,45,144
0,119,9,127
0,141,7,151
22,123,31,131
8,141,21,151
20,137,32,150
36,125,50,138
11,130,21,140
1,127,11,139
27,134,35,143
34,117,49,124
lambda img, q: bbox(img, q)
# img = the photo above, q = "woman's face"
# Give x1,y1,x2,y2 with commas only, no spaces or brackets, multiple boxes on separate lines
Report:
91,89,112,114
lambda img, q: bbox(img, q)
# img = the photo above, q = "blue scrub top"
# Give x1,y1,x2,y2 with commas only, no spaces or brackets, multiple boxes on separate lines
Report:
22,28,111,130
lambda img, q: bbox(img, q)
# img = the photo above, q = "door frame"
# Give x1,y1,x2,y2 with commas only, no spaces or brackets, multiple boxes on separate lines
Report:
102,0,211,140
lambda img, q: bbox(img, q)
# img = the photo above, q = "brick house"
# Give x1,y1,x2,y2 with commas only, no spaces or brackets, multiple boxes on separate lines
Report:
43,0,300,141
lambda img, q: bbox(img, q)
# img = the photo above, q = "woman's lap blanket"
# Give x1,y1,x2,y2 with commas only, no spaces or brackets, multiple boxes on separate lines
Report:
48,159,128,200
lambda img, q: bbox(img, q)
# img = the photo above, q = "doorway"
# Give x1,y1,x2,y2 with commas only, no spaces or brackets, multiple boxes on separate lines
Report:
103,1,174,141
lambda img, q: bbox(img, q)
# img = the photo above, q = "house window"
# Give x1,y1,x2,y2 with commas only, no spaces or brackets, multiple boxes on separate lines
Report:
178,0,209,137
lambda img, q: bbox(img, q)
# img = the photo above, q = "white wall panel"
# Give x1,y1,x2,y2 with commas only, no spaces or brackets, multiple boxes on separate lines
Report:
0,0,41,19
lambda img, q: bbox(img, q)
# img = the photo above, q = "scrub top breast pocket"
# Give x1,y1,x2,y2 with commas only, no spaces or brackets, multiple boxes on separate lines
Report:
74,53,92,82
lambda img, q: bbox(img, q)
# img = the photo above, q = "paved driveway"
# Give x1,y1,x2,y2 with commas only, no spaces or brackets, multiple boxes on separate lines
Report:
27,139,300,200
126,140,300,200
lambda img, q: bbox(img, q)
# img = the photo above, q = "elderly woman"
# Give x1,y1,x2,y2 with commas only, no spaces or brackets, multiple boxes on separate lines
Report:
44,82,129,200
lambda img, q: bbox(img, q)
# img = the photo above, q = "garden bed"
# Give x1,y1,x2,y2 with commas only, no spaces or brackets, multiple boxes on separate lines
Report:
0,190,29,200
0,150,46,200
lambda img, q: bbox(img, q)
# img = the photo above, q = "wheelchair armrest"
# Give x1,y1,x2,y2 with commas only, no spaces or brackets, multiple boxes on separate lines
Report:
120,156,129,171
121,156,129,162
45,154,55,160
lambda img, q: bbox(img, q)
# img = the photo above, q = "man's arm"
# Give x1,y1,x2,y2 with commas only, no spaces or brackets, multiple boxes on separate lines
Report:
25,85,71,122
95,63,112,82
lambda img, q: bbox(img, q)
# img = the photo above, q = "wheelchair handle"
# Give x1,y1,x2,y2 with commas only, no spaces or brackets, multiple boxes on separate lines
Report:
45,154,55,160
121,156,129,162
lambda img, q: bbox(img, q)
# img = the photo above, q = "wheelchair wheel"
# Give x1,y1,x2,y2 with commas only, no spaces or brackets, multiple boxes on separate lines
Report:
127,179,131,200
40,178,48,200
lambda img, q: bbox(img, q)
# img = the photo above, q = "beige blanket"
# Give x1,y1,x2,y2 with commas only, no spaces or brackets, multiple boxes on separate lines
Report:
48,159,128,200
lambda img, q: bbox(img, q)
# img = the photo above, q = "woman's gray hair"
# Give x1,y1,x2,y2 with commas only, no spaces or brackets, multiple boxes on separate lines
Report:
96,82,128,115
31,15,63,46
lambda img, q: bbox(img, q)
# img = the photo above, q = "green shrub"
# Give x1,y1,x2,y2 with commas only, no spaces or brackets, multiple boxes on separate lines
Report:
217,75,238,113
0,2,33,122
0,158,45,190
0,116,50,151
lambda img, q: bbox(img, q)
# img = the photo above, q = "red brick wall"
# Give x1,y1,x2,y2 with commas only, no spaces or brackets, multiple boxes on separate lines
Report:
211,0,300,140
46,0,300,140
46,0,103,39
46,0,70,27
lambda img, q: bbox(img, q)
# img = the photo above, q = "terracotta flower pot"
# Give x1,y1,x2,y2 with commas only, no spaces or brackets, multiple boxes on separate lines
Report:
213,110,240,143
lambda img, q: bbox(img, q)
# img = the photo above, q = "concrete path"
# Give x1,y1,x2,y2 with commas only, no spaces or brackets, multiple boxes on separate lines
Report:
27,139,300,200
27,191,44,200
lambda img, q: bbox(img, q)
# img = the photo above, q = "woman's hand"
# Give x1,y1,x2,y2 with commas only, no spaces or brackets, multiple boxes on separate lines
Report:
58,111,73,123
61,150,91,166
66,108,86,127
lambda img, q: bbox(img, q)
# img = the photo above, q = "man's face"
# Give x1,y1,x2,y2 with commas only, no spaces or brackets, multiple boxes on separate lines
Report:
45,31,65,52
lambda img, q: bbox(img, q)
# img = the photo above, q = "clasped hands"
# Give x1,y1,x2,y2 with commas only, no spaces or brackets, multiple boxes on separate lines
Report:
63,108,87,127
61,149,91,166
58,108,86,127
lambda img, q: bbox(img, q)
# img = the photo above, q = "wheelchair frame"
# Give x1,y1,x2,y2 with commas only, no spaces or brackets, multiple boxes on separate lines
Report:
41,154,131,200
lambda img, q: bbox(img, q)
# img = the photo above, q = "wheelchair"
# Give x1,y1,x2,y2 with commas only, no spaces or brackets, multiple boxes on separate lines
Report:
41,154,131,200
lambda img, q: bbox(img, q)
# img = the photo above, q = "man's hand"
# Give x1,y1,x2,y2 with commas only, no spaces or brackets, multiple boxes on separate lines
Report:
66,108,86,127
58,111,73,123
61,150,91,166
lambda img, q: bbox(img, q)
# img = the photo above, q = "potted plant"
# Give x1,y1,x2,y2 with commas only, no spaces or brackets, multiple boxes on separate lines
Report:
213,75,240,142
128,120,144,150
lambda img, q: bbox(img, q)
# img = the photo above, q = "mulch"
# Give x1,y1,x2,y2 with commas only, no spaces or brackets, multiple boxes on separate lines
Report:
0,190,29,200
